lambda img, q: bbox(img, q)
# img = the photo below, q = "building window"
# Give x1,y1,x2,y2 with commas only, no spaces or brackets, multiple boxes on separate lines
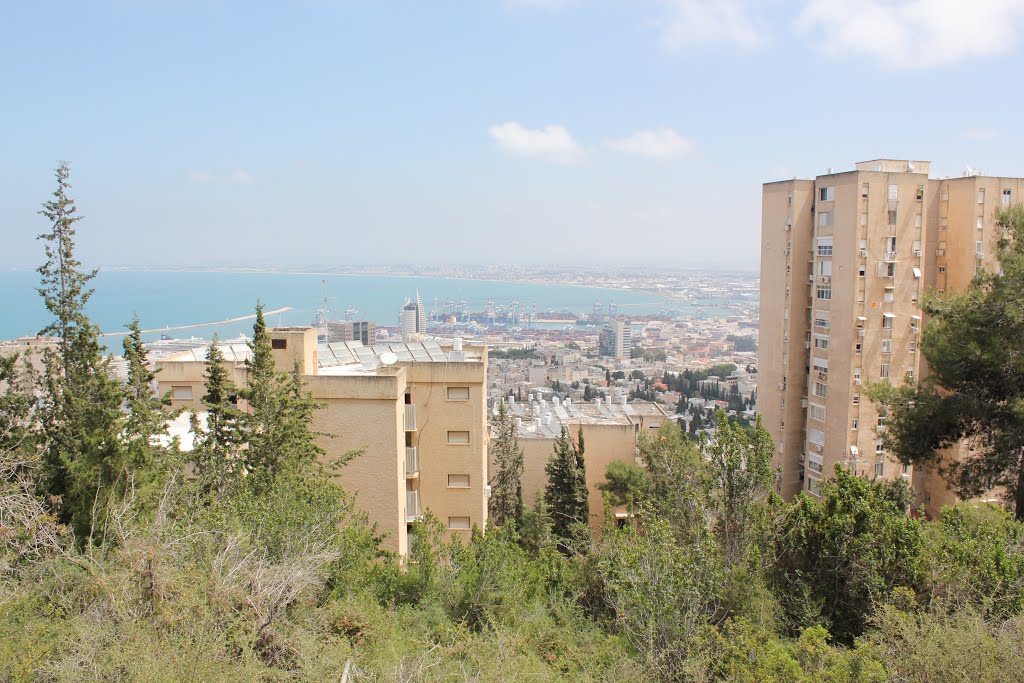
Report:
812,358,828,375
808,428,825,447
808,477,822,496
814,335,829,350
888,209,897,225
447,386,470,401
271,339,287,350
877,414,888,427
977,216,984,230
814,317,830,329
882,314,894,329
820,186,835,202
916,185,924,200
875,439,884,454
853,395,860,405
809,404,826,422
852,418,859,429
977,241,985,256
447,474,470,488
915,212,922,228
941,188,949,202
858,265,866,277
817,237,833,256
978,188,986,204
860,212,868,227
447,431,470,445
880,364,890,379
1003,189,1012,208
818,212,834,228
874,460,885,477
813,382,827,398
448,516,471,530
888,184,898,202
172,386,193,400
817,286,832,300
881,339,892,353
861,183,869,198
938,265,946,273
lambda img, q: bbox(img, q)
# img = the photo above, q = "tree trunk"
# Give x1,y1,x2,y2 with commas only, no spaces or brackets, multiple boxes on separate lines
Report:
1016,453,1024,521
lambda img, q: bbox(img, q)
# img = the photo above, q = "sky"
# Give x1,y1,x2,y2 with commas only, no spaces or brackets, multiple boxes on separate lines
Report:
2,0,1024,271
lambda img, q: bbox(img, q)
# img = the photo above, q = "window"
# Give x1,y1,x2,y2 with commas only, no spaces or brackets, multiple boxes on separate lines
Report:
814,316,830,329
912,239,921,255
881,339,892,353
978,188,986,204
448,516,471,530
808,428,825,447
812,358,828,376
860,212,868,227
861,183,869,198
938,265,946,273
977,216,984,230
813,382,828,398
884,236,897,254
852,418,859,429
977,240,985,256
809,404,826,422
820,186,835,201
447,386,470,401
880,364,890,379
172,386,193,400
874,460,885,477
878,414,888,427
854,368,861,384
818,211,834,228
807,477,822,496
858,265,866,277
447,474,470,488
888,184,898,201
853,395,860,405
941,188,949,202
916,185,924,200
888,209,897,225
915,212,922,228
818,260,832,276
855,343,862,354
875,439,884,454
817,237,833,256
1003,189,1012,208
271,338,287,350
814,335,829,350
882,314,894,329
817,285,832,300
447,431,470,445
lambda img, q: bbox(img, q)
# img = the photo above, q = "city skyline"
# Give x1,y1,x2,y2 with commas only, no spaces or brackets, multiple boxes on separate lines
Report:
3,1,1024,269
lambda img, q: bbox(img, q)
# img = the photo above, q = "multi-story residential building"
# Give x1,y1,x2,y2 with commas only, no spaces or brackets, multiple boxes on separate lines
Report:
758,159,1024,515
156,327,488,556
324,320,377,346
498,394,666,530
599,321,632,360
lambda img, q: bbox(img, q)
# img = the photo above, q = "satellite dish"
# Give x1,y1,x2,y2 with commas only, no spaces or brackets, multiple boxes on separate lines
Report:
380,352,398,366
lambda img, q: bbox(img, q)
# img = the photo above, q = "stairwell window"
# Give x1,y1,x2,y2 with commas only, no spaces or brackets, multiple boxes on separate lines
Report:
814,335,829,350
172,386,193,401
813,382,828,398
818,212,834,228
447,386,470,401
809,404,826,422
447,474,470,488
881,339,892,353
978,188,986,204
448,516,471,530
820,186,835,201
880,364,890,379
888,185,899,202
447,431,470,445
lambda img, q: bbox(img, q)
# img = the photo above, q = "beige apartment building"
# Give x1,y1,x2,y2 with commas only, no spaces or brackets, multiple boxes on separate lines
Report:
497,394,666,530
156,327,488,556
758,160,1024,516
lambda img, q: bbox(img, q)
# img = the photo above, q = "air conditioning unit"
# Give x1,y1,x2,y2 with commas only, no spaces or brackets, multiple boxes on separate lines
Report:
777,382,786,390
800,399,808,408
936,249,945,256
799,453,806,463
804,341,811,349
857,329,865,337
860,249,868,257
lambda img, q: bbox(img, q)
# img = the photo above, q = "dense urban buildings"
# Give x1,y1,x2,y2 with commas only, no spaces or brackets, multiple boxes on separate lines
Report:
155,327,488,556
758,159,1024,515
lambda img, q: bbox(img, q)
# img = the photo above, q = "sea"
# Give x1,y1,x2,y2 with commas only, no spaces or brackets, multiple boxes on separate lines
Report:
0,270,737,344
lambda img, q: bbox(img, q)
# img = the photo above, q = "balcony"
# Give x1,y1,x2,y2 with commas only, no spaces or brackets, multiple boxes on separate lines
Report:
404,404,417,431
406,489,421,522
405,447,419,478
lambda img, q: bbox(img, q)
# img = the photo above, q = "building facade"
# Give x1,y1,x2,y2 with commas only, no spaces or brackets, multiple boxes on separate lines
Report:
758,160,1024,515
156,327,488,556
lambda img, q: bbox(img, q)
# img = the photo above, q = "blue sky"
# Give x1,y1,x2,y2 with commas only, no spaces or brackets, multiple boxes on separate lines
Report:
2,0,1023,270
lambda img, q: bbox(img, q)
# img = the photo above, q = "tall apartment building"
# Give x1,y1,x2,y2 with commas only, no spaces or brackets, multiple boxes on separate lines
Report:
758,160,1024,515
599,320,632,360
156,328,488,556
400,291,426,342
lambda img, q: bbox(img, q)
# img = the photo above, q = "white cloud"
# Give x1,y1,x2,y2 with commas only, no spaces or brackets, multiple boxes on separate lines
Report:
964,127,1001,141
606,128,693,159
656,0,763,50
796,0,1024,69
186,169,254,184
488,122,585,165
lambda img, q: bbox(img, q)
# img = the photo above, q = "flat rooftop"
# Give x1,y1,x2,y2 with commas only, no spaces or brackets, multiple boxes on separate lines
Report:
502,396,665,439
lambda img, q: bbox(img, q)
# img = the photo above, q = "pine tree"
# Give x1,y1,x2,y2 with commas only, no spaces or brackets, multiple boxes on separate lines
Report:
871,204,1024,519
35,162,128,543
489,402,524,530
240,303,279,479
190,336,246,495
544,425,589,544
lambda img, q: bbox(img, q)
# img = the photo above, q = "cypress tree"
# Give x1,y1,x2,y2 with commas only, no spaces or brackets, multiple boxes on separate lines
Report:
190,335,246,495
35,162,128,543
489,401,524,530
121,316,174,473
544,425,589,544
